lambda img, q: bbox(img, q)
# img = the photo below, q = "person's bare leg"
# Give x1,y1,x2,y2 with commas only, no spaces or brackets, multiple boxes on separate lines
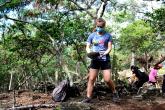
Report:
102,69,116,93
87,69,99,98
103,69,120,102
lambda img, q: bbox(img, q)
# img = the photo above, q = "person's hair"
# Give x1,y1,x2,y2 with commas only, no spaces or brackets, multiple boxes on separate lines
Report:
93,18,106,32
131,65,139,73
131,65,139,70
154,64,163,69
95,18,106,27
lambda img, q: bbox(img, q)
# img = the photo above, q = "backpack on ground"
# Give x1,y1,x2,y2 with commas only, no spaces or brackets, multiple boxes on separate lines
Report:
52,79,70,102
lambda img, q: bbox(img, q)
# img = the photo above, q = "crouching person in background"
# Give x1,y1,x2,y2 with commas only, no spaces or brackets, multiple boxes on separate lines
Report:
130,65,149,90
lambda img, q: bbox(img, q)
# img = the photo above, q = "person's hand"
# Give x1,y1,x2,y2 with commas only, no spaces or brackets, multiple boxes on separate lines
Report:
86,48,91,53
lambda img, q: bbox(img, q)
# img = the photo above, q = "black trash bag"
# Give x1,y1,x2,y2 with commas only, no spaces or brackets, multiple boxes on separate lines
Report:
87,52,100,59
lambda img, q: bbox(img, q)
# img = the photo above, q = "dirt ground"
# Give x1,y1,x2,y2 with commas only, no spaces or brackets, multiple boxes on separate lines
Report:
1,90,165,110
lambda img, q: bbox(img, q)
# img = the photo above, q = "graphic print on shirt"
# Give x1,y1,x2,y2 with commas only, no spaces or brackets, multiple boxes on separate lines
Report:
92,34,110,52
93,39,105,46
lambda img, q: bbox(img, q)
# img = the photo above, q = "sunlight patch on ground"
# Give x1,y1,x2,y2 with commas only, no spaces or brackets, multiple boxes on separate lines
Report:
158,67,165,75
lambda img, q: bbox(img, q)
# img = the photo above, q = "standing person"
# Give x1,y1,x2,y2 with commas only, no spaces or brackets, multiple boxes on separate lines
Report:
149,64,163,85
82,18,119,103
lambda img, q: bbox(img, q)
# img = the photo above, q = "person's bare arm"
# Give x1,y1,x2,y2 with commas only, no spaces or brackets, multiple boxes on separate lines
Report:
129,74,136,84
103,42,112,55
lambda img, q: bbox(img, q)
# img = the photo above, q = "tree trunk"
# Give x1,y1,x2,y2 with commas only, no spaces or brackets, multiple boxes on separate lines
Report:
9,72,13,91
145,52,149,72
131,52,135,66
76,61,80,74
63,64,73,86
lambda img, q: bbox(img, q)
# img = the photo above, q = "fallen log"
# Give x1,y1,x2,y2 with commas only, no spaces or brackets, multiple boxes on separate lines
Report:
8,102,92,110
8,104,56,110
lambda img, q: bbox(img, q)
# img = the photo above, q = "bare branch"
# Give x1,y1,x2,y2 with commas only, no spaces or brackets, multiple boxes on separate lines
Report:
100,0,108,17
154,55,165,66
96,2,102,18
97,0,108,18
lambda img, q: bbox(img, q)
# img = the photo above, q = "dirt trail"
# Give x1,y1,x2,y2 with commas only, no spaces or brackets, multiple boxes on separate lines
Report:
0,91,165,110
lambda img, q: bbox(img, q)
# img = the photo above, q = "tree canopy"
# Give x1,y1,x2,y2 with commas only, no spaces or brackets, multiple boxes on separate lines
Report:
119,20,161,54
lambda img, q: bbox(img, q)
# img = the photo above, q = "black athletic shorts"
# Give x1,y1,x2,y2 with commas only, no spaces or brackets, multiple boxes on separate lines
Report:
89,60,111,70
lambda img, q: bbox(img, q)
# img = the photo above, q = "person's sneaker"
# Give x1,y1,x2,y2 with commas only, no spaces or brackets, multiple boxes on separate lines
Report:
81,97,92,103
162,93,165,98
132,94,143,100
112,92,120,102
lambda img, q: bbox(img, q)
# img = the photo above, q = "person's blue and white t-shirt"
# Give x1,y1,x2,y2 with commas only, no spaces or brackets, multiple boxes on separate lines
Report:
87,32,112,61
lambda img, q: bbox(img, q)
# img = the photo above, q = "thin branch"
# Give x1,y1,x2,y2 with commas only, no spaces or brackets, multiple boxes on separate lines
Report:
86,0,95,9
14,55,55,90
5,15,65,62
0,0,12,8
72,41,88,72
4,15,55,46
70,0,96,19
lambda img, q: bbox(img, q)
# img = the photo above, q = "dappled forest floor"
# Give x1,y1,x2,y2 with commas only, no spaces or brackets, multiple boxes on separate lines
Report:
1,90,165,110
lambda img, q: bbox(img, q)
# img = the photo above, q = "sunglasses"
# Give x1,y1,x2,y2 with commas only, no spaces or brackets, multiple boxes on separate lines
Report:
97,26,104,28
